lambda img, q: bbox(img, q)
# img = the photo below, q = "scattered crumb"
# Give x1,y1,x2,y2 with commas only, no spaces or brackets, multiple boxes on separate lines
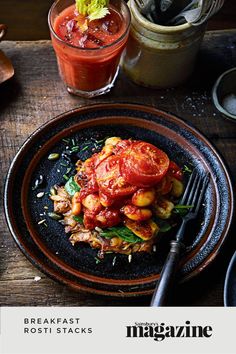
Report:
34,276,41,282
36,192,45,198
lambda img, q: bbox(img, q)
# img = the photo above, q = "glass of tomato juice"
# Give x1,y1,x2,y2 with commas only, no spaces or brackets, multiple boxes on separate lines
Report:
48,0,131,98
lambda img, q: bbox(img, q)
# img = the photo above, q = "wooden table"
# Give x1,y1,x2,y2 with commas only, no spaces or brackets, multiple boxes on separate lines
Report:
1,30,236,306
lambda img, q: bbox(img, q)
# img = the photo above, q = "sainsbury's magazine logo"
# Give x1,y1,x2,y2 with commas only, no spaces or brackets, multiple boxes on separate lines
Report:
126,320,212,342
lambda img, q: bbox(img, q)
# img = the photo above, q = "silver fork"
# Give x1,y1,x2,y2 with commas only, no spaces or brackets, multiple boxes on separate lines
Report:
150,169,210,306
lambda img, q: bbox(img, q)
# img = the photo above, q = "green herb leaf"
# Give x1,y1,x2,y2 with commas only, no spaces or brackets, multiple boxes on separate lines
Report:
152,217,174,233
159,222,172,233
66,167,72,174
62,138,70,143
96,137,109,144
182,165,193,174
100,226,142,243
75,0,110,21
65,176,81,196
81,145,90,151
73,215,84,223
95,257,101,264
173,204,193,217
174,204,193,209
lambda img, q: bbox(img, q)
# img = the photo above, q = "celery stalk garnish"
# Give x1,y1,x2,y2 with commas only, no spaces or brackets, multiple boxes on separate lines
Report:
75,0,110,22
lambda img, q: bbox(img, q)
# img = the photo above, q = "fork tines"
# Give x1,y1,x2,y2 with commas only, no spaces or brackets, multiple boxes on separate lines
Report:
180,169,210,215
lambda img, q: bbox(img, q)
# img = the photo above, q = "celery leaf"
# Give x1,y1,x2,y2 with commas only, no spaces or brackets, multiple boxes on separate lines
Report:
75,0,110,21
88,7,110,21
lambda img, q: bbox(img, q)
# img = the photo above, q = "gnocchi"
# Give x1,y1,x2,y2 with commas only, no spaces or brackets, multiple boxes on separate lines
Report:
154,198,175,219
170,177,184,198
123,205,152,221
132,188,155,207
71,191,82,215
124,218,159,240
105,137,122,146
82,194,102,213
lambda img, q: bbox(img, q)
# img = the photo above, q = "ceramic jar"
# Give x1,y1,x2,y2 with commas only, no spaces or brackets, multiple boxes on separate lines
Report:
122,0,206,88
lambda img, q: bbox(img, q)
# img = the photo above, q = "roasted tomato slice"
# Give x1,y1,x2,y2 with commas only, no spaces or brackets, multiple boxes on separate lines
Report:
113,139,134,155
95,155,137,198
120,141,170,187
168,161,183,181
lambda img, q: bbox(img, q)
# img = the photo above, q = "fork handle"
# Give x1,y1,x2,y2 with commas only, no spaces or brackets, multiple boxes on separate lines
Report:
150,240,184,307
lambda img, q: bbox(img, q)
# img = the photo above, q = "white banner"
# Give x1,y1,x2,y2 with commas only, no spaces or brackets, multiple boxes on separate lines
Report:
0,307,235,354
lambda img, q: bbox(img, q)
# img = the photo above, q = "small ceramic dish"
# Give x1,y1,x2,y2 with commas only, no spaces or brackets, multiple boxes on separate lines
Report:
224,251,236,306
212,67,236,121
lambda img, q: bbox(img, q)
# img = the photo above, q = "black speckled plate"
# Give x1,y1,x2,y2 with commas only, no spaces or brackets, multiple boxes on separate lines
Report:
224,251,236,306
4,103,234,297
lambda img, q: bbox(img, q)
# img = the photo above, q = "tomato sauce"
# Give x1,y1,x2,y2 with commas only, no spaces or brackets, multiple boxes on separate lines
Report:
51,4,129,92
54,5,124,48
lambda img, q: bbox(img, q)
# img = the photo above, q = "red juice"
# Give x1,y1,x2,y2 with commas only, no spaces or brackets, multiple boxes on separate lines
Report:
49,0,130,96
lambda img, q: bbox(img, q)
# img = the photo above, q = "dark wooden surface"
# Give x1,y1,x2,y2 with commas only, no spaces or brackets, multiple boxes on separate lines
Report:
1,0,236,40
0,30,236,306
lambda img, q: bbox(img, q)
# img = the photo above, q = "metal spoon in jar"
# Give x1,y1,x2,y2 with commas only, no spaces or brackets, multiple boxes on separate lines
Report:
159,0,174,12
167,0,225,26
134,0,180,24
134,0,159,22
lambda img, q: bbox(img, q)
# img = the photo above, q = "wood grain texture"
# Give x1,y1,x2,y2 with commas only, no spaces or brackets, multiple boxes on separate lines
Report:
1,0,236,41
0,30,236,306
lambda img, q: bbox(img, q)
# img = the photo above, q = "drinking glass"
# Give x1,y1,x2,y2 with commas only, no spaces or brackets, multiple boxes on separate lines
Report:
48,0,130,98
